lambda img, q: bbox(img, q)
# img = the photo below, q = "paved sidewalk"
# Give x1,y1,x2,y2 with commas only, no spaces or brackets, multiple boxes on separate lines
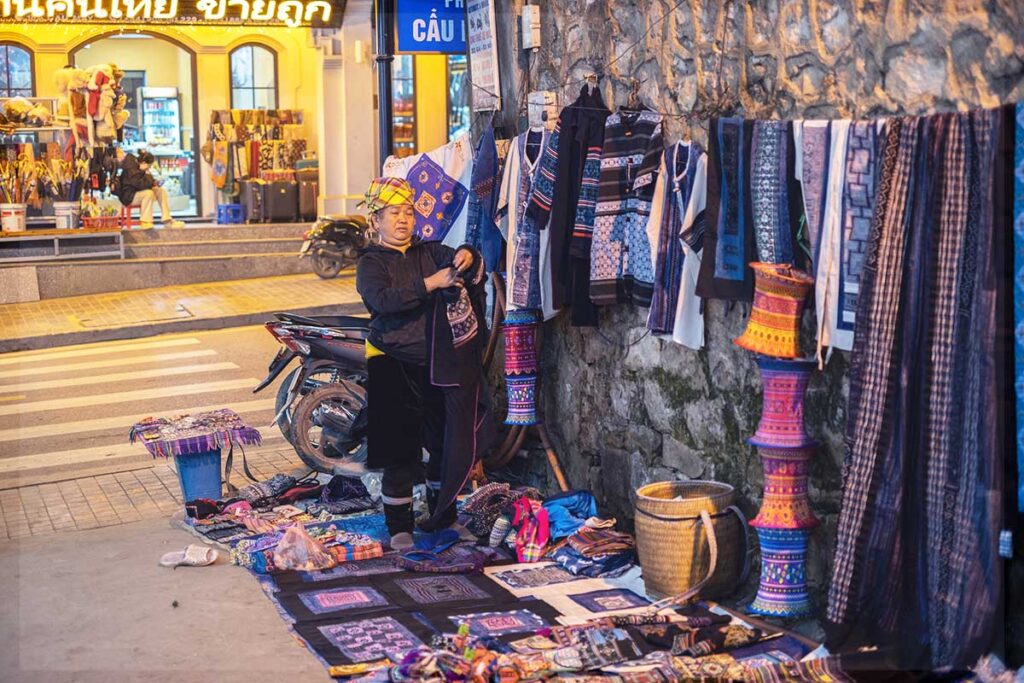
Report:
0,272,364,352
0,447,308,540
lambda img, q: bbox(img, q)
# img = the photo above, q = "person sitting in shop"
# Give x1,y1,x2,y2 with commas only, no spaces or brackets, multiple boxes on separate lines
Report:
356,177,496,550
114,149,184,229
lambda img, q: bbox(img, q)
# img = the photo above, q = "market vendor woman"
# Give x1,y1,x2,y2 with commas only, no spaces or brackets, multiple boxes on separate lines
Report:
356,177,495,550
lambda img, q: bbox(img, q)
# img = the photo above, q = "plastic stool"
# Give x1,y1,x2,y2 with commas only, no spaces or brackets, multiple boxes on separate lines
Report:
119,204,142,229
217,203,244,224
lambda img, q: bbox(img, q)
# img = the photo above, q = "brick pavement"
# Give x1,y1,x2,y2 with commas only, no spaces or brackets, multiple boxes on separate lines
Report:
0,447,307,539
0,271,359,342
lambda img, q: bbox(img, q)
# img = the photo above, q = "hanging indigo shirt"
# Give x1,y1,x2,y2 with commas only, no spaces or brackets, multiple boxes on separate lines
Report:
466,127,503,272
696,117,756,302
497,128,559,319
644,140,708,347
589,109,664,307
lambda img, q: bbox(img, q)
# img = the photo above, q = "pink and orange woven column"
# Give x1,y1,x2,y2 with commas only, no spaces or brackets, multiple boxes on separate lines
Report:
734,263,817,618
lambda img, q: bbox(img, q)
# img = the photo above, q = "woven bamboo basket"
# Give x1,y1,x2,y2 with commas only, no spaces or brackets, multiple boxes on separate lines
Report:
635,480,748,601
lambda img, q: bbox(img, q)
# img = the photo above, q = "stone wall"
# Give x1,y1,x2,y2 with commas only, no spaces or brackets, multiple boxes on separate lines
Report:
488,0,1024,656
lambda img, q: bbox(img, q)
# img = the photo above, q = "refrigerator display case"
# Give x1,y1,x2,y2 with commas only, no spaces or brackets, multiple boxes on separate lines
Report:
138,86,182,153
135,86,195,215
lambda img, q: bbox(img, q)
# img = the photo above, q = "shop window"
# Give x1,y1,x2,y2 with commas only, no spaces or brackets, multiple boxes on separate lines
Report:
447,55,469,141
230,44,277,110
0,43,34,98
391,55,416,158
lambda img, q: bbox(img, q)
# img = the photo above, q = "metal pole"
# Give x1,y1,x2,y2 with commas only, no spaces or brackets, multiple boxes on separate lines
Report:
374,0,396,167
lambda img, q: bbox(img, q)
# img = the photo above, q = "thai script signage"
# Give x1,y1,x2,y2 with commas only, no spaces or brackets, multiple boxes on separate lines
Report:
395,0,466,54
0,0,345,27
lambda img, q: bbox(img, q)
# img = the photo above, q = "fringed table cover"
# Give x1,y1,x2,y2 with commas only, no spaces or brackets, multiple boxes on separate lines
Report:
129,408,263,458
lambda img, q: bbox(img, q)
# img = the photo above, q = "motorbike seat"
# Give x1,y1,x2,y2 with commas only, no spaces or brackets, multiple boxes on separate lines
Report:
276,312,370,330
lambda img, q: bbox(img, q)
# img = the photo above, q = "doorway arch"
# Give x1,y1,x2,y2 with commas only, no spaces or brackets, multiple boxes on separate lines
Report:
69,30,203,217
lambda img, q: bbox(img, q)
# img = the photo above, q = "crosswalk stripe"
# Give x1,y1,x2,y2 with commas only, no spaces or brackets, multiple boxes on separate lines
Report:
0,431,285,475
0,398,277,443
0,362,241,394
0,337,203,366
0,350,219,380
0,378,261,416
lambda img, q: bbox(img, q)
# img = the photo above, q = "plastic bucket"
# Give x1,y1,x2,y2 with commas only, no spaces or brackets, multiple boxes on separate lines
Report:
0,203,27,233
173,449,223,502
53,201,81,230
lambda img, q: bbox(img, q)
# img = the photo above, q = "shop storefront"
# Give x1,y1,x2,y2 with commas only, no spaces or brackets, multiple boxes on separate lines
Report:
0,0,378,224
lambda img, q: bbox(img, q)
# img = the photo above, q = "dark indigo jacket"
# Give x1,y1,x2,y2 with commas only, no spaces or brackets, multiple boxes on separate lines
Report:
116,154,156,206
355,238,479,365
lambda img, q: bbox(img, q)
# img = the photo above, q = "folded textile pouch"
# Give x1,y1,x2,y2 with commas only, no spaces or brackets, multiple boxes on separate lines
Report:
542,490,600,539
550,545,636,579
396,541,496,574
319,475,376,515
567,527,636,557
237,473,297,508
460,482,515,537
185,498,220,519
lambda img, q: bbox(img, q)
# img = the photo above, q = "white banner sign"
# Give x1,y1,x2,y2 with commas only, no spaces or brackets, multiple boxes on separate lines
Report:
466,0,500,111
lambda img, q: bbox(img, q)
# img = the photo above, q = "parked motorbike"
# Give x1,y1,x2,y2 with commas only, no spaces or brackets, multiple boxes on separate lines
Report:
253,312,370,475
300,215,370,279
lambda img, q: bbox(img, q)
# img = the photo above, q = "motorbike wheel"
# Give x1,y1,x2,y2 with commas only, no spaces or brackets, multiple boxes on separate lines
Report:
275,367,366,445
290,381,369,475
311,249,344,279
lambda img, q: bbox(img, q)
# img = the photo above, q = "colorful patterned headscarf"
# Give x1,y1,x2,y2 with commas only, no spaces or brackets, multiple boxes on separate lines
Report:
362,177,414,212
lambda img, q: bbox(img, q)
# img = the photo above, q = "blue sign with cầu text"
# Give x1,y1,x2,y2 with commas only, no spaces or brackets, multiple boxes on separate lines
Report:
395,0,467,54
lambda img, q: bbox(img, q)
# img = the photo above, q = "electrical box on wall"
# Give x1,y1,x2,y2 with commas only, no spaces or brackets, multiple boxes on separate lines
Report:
521,4,541,50
528,91,557,131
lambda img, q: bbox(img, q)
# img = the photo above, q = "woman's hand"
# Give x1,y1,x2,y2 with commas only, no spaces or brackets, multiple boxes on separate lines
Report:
453,248,474,273
424,267,462,293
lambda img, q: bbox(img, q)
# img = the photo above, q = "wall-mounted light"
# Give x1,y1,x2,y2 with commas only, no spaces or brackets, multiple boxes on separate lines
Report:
354,39,365,64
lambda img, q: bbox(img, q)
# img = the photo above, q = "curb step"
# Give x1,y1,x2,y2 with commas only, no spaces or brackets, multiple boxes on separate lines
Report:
0,300,366,353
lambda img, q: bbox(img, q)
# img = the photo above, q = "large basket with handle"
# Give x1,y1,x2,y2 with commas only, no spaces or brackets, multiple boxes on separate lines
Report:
635,480,749,605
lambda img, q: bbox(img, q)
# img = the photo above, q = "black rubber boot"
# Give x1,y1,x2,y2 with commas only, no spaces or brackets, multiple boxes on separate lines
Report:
383,502,414,537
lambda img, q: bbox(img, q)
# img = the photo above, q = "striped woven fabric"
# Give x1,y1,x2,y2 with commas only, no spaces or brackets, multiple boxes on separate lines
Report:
826,109,1005,669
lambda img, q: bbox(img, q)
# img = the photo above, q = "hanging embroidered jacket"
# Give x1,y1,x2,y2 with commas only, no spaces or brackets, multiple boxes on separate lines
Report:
498,128,559,319
644,141,708,348
590,109,664,306
696,117,756,302
525,85,611,327
383,132,474,248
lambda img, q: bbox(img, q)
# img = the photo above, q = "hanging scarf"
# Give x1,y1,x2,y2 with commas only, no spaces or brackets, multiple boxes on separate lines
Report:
795,121,832,268
750,120,794,264
696,117,755,302
211,141,229,190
